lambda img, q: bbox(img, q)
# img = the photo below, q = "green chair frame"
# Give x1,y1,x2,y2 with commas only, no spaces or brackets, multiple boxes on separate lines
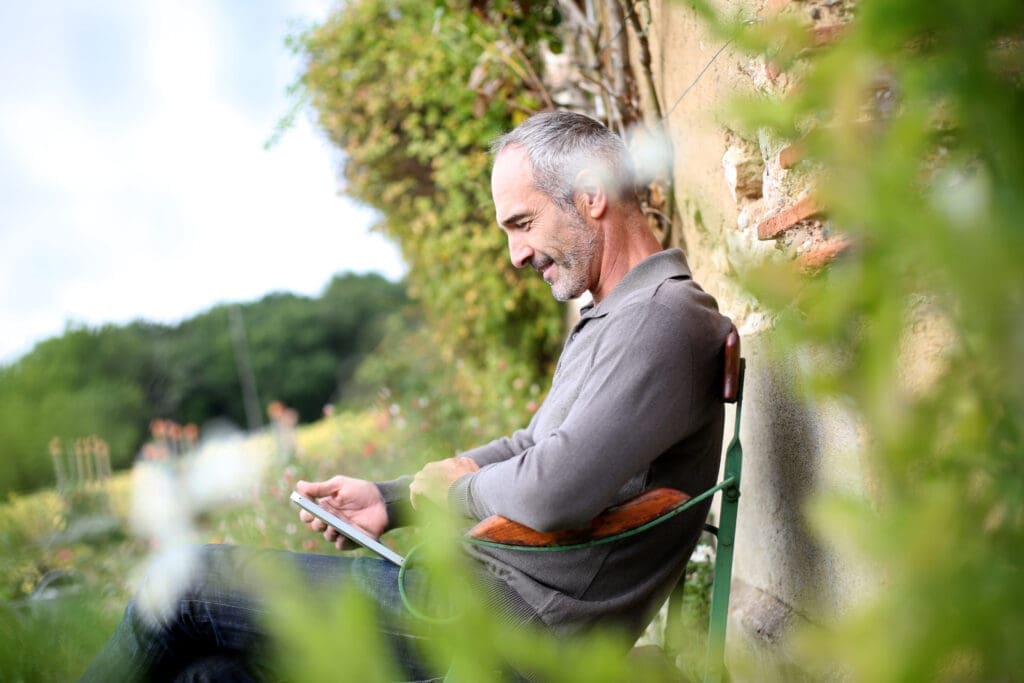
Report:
686,331,745,683
464,329,746,683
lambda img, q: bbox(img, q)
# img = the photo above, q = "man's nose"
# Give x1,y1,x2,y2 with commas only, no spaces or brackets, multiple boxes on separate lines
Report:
508,232,533,269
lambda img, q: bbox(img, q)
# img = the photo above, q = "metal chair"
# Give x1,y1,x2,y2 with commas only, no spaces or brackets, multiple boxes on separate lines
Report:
465,327,745,682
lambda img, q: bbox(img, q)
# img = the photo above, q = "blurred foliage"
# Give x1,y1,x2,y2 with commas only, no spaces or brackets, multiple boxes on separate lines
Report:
258,500,685,682
290,0,565,451
0,272,405,496
689,0,1024,678
0,594,122,682
0,400,714,681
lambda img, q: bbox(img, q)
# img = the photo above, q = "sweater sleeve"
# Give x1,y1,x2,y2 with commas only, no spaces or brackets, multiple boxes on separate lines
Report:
456,425,536,467
374,475,415,531
452,299,711,531
379,416,538,528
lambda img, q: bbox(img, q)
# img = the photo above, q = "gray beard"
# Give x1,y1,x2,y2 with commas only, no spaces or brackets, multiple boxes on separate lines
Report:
550,210,598,301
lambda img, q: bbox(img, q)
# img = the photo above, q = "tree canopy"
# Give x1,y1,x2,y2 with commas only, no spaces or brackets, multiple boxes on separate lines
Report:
0,272,406,495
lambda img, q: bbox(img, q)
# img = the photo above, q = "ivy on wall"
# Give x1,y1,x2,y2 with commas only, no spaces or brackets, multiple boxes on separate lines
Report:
290,1,567,442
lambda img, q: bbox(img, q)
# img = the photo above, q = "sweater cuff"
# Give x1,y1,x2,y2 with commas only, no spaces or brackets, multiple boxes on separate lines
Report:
447,472,478,520
374,475,415,531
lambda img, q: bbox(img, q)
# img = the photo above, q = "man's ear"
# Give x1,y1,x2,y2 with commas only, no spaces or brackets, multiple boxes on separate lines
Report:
573,168,608,219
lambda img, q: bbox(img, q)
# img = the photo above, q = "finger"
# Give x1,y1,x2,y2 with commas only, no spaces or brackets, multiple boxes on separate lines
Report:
298,510,314,524
297,478,338,499
408,480,422,510
456,456,480,472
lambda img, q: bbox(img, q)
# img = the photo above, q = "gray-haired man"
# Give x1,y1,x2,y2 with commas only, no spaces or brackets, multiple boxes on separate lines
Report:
83,111,731,681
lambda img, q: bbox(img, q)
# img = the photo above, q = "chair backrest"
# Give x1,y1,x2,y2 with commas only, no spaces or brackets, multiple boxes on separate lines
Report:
723,325,742,404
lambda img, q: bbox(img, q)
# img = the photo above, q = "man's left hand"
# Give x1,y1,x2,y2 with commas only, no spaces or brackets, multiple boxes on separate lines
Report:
409,456,480,510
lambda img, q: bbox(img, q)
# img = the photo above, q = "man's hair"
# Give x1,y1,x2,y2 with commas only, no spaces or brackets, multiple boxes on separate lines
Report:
491,110,637,210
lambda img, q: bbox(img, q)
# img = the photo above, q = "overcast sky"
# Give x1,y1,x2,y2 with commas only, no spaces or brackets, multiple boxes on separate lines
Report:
0,1,407,364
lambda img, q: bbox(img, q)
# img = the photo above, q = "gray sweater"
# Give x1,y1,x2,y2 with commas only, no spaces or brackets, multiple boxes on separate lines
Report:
377,249,732,640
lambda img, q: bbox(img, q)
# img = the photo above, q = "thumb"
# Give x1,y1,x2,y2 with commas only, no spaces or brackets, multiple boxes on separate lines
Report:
296,478,336,498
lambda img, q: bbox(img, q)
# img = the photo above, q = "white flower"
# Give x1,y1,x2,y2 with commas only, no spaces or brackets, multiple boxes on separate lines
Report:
184,434,266,511
128,430,270,623
691,543,716,564
134,544,200,626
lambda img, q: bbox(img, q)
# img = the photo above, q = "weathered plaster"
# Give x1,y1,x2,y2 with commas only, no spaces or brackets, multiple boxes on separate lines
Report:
642,0,879,677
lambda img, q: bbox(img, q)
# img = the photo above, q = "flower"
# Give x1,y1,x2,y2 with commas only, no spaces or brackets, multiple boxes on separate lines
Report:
128,429,268,623
267,401,286,420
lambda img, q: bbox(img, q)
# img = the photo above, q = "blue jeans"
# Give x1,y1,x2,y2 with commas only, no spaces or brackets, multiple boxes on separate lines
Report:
79,544,448,682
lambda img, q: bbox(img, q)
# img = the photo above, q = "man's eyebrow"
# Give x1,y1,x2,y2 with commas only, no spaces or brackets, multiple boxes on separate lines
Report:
499,211,531,228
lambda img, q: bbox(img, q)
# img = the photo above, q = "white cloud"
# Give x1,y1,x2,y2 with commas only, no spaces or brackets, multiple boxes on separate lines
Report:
0,1,406,363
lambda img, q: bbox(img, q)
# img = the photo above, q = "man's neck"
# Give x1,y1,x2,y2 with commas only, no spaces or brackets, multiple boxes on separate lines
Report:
590,215,662,304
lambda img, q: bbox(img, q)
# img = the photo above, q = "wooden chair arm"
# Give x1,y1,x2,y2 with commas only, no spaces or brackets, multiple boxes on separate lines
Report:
465,487,691,548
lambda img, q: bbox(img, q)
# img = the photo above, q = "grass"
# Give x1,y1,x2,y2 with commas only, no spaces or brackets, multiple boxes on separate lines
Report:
0,403,713,681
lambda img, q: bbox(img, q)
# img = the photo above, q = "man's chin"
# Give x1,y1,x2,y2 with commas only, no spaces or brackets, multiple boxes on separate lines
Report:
550,281,584,302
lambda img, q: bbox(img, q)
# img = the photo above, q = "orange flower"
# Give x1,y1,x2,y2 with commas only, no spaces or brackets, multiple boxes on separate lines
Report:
150,419,167,439
267,401,285,420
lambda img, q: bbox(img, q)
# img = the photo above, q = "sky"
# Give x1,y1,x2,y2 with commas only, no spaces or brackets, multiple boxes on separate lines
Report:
0,1,407,364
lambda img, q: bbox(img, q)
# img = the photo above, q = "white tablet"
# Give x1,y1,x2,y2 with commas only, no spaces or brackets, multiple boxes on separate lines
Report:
290,491,405,567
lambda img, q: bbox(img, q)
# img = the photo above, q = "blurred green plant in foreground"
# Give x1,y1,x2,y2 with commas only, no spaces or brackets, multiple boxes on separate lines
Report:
691,0,1024,678
259,503,687,683
0,404,711,681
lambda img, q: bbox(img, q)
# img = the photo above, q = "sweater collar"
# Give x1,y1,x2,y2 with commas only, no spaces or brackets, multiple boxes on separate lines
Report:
579,248,692,319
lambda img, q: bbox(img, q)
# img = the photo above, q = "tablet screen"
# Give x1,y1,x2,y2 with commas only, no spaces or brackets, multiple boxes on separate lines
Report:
290,491,405,567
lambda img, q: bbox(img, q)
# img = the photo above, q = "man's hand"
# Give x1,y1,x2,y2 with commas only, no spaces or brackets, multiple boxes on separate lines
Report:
295,476,388,551
409,456,480,510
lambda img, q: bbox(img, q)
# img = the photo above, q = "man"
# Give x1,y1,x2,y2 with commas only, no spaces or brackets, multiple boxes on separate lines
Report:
82,111,731,681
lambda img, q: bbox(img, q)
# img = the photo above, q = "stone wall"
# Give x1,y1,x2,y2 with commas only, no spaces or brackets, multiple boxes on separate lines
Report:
643,0,873,677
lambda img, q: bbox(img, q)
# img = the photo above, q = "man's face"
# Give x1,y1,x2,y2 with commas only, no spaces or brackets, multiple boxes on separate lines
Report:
491,147,599,301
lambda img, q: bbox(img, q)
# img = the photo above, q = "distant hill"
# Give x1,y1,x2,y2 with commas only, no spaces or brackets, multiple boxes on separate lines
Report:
0,272,408,495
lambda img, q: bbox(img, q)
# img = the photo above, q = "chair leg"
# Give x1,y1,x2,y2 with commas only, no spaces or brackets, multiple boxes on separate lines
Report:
704,484,739,683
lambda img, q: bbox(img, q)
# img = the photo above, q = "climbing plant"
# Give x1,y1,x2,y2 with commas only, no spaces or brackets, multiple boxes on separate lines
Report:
291,0,565,441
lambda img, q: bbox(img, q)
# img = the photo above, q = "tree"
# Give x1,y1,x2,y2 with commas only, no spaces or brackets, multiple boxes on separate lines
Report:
292,0,565,442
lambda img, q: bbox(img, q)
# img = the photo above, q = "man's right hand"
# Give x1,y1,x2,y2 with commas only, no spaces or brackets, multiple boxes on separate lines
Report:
295,476,388,551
